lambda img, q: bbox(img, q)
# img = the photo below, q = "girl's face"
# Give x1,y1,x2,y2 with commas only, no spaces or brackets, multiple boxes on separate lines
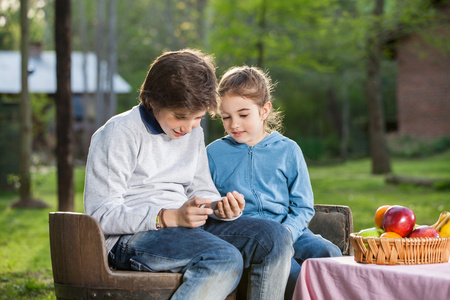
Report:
220,94,271,146
152,106,205,139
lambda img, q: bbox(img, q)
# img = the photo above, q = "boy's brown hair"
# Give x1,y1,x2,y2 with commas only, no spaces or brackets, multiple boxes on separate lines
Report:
139,49,218,115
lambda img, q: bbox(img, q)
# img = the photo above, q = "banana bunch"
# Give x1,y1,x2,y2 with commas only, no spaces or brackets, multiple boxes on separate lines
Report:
431,211,450,237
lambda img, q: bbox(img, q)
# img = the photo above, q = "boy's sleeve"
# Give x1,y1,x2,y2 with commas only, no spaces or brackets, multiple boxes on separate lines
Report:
186,130,221,200
188,135,241,221
83,123,158,235
282,144,315,242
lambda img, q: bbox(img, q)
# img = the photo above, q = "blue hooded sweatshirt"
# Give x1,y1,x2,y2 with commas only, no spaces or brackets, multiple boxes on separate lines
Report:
207,131,315,242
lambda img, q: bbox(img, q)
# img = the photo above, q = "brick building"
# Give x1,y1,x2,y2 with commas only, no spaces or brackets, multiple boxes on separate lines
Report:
396,4,450,138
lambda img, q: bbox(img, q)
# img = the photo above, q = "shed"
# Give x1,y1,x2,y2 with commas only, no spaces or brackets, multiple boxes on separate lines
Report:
0,50,131,94
0,49,132,188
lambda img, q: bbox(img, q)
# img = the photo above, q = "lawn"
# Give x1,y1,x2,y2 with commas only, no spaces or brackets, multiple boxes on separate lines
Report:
0,151,449,299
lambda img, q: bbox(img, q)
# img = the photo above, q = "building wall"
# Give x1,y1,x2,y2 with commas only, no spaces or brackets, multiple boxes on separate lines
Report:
396,9,450,138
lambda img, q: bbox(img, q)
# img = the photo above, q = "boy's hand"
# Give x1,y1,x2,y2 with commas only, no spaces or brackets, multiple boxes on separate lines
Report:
165,197,213,228
214,191,245,219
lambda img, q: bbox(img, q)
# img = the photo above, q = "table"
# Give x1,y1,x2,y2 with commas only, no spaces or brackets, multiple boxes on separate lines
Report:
293,256,450,300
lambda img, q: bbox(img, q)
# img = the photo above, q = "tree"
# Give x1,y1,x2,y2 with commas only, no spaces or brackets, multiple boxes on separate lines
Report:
13,0,47,208
55,0,74,211
94,0,118,129
107,0,118,119
365,0,391,174
75,0,90,159
95,0,106,128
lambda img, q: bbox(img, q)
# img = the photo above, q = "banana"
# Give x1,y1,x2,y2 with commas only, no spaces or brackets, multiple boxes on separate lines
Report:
431,211,449,229
437,215,450,237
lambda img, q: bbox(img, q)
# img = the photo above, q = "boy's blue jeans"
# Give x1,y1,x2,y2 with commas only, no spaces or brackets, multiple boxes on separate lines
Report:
109,216,293,300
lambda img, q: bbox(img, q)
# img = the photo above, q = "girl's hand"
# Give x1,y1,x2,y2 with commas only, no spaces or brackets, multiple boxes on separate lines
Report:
214,191,245,219
163,197,213,228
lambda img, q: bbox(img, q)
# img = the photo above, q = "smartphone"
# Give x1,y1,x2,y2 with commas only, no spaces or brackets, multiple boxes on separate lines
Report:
199,198,223,210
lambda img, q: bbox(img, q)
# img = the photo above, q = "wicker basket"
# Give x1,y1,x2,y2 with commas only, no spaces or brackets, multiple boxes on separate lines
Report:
350,233,450,265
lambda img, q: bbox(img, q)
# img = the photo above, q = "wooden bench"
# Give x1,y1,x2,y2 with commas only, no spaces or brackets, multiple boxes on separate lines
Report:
49,204,352,299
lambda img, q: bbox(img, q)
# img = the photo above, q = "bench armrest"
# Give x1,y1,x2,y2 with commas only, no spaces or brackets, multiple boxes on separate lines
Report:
309,205,353,255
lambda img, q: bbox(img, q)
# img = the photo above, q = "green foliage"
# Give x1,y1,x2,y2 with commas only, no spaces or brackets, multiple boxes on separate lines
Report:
2,0,449,160
0,0,52,49
0,1,20,50
31,94,55,160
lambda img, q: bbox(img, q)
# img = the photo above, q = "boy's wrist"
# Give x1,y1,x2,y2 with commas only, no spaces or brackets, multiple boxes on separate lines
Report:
162,209,177,228
156,209,165,229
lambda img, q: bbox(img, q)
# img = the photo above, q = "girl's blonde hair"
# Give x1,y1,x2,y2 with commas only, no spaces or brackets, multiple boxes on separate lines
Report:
218,65,284,133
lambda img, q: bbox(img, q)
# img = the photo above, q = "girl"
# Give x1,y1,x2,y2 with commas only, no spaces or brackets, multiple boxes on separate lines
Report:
207,66,342,299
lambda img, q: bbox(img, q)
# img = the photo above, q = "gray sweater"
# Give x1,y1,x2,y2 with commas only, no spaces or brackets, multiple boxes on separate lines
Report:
84,105,221,252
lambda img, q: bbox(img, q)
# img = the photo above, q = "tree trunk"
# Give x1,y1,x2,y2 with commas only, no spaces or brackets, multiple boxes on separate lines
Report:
365,0,391,174
340,73,350,161
95,0,106,128
76,0,90,161
107,0,117,119
18,0,31,203
55,0,74,211
196,0,210,140
13,0,47,208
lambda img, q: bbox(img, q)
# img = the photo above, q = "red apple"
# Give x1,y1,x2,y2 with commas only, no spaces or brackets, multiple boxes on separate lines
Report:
408,225,440,238
383,205,416,237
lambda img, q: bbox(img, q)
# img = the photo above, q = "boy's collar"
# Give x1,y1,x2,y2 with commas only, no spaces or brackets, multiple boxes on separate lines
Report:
139,104,165,134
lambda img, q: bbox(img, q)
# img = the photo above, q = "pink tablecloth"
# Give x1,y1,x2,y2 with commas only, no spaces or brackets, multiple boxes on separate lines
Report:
293,256,450,300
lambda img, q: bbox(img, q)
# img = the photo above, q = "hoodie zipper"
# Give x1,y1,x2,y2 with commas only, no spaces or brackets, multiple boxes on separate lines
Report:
248,146,263,213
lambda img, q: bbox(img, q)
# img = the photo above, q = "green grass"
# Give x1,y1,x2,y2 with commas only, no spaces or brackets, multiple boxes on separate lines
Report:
311,151,450,231
1,151,449,299
0,167,85,299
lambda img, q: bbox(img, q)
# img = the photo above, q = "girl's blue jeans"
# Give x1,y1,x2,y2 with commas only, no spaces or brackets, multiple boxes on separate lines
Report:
109,216,293,300
285,228,343,299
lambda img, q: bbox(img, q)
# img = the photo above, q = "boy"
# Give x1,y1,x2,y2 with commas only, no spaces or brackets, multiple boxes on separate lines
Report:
84,49,293,300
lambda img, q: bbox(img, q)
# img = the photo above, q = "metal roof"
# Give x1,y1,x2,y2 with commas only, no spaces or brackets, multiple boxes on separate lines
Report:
0,51,132,94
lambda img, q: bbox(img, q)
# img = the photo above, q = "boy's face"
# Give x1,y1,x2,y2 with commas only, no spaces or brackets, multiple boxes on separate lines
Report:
220,94,271,146
153,107,206,139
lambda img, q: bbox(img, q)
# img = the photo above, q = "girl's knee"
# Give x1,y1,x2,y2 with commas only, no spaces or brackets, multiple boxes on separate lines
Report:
316,241,342,257
261,222,294,257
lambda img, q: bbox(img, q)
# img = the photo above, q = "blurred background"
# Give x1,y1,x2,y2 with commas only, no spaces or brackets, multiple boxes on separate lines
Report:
0,0,449,188
0,2,449,297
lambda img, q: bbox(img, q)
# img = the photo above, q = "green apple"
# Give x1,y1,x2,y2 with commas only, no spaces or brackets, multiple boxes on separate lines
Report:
358,227,384,238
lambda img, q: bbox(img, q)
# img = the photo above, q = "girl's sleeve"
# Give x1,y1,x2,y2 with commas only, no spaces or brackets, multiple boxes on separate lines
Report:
206,146,217,183
83,123,157,235
282,144,315,242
